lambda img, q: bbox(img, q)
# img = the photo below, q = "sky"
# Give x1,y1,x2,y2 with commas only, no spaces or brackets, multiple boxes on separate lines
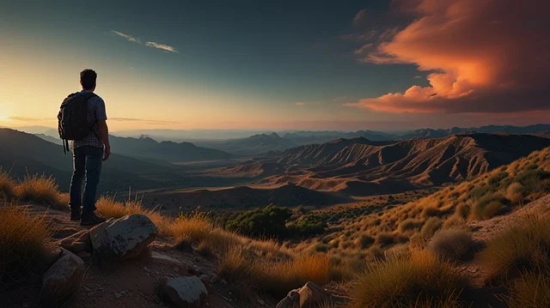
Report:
1,0,549,132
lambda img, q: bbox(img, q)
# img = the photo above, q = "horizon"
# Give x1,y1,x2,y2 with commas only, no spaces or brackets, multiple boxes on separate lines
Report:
1,1,549,131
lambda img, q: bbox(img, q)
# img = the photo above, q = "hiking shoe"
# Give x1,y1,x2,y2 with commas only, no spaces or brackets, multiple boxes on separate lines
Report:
70,209,81,221
80,213,106,226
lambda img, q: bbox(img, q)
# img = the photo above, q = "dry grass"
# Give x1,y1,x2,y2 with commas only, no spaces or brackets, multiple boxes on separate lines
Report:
219,246,331,298
0,204,51,286
504,272,550,308
95,196,170,234
352,250,468,308
14,174,66,210
427,228,476,262
0,169,16,200
479,215,550,281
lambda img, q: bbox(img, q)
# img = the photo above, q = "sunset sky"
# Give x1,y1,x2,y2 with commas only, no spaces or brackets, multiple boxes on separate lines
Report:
1,0,549,132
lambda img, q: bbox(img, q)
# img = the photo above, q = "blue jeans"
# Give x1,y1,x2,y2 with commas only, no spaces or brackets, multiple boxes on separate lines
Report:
69,145,103,217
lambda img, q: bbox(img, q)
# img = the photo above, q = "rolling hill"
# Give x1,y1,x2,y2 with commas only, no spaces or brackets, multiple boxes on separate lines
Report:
108,135,233,163
144,183,352,212
0,128,225,193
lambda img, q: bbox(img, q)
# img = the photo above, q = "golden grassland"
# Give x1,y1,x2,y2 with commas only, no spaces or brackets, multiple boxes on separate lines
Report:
1,146,550,307
296,147,550,263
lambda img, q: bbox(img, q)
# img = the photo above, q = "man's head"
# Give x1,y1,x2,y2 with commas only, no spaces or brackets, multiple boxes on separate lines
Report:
80,69,97,91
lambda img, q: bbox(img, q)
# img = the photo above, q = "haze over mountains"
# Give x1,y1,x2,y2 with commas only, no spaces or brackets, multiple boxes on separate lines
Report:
28,123,550,157
0,129,234,193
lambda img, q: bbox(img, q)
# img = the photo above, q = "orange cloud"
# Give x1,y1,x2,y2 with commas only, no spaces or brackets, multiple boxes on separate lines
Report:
348,0,550,113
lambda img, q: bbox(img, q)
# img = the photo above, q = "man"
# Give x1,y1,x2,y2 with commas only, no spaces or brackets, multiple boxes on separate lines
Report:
69,69,111,226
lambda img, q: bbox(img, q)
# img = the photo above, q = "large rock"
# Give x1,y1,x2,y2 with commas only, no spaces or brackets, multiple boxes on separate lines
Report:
162,276,208,307
276,281,347,308
90,214,158,263
40,248,85,306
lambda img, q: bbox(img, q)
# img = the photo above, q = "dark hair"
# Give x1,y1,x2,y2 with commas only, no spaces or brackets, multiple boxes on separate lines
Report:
80,69,97,90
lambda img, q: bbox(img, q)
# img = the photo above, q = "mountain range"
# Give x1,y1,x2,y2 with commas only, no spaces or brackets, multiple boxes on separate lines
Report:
218,133,550,196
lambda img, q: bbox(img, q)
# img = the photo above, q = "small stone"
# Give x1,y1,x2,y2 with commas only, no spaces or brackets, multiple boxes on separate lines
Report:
258,299,265,306
162,276,208,307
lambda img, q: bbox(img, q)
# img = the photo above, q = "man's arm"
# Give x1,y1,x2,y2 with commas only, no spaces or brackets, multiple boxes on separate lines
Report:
97,120,111,161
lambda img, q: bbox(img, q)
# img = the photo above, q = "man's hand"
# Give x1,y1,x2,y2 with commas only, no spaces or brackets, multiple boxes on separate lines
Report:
103,146,111,161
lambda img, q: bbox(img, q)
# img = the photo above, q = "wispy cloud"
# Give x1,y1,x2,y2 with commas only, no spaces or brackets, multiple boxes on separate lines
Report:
110,30,178,53
111,30,141,43
7,116,49,122
145,41,178,53
110,117,179,124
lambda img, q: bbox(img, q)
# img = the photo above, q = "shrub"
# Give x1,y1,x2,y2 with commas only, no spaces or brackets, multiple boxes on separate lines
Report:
471,193,508,220
506,182,525,204
488,172,508,187
0,205,50,285
226,205,292,239
287,214,327,237
505,272,550,308
479,215,550,281
514,169,550,194
375,232,395,247
422,206,442,218
428,228,476,262
455,203,470,220
398,219,423,233
352,250,469,308
15,174,65,210
354,235,375,249
420,217,443,239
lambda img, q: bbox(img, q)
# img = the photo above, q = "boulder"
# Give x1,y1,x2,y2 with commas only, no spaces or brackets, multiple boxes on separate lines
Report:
162,276,208,307
40,249,85,306
90,214,158,263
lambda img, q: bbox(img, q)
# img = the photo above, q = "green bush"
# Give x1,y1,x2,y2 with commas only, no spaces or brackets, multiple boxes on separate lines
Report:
287,214,327,236
226,205,292,239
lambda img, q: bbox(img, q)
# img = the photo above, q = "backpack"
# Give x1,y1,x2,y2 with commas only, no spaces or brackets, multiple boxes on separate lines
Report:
57,92,98,153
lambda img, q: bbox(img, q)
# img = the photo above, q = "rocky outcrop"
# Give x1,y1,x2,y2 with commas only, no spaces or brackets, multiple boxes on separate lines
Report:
40,248,85,306
90,214,158,263
276,281,347,308
162,276,208,307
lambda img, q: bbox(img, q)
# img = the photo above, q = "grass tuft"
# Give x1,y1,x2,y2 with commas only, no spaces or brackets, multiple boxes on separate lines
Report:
479,215,550,281
504,272,550,308
0,205,51,286
427,228,476,262
352,250,468,308
15,174,66,210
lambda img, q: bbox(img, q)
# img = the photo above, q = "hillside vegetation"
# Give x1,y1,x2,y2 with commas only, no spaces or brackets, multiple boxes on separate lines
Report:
295,146,550,266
